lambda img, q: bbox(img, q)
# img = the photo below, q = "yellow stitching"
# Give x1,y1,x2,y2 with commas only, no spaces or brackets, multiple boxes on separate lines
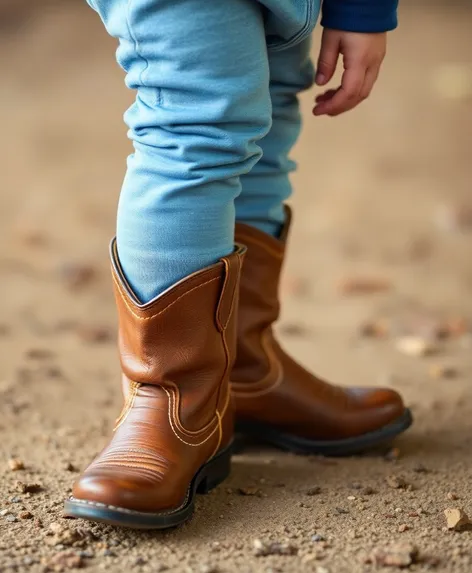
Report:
219,387,231,418
92,461,164,473
102,447,164,457
231,331,284,397
162,387,218,447
69,491,190,517
208,410,223,460
231,366,283,398
167,385,218,437
168,384,216,435
207,386,231,460
113,382,139,431
113,389,135,431
112,273,220,322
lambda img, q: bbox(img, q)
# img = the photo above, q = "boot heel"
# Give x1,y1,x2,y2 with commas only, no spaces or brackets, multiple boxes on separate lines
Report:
197,447,232,494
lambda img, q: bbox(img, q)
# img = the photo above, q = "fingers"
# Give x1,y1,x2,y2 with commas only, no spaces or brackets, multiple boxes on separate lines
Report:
360,66,380,100
313,65,366,116
313,31,387,117
315,89,337,104
315,29,340,86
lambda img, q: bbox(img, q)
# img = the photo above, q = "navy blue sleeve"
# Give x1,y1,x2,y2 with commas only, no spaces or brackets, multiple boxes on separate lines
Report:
321,0,399,33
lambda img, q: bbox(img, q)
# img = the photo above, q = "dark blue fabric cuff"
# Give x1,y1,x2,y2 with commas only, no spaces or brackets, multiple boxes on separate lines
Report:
321,0,399,33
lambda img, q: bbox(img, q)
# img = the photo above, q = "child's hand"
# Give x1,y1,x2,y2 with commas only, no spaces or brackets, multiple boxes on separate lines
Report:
313,29,387,117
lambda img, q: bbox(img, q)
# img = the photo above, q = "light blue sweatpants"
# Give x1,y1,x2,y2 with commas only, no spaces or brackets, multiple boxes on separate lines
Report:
88,0,319,302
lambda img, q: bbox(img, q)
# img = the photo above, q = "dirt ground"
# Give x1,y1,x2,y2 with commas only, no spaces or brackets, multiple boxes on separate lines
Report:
1,2,472,572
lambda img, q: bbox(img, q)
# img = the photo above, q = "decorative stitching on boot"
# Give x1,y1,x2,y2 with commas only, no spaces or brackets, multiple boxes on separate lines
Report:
162,387,218,447
231,330,284,397
165,383,219,437
208,410,223,460
113,381,140,431
68,490,190,517
162,387,231,447
112,273,220,322
231,367,283,398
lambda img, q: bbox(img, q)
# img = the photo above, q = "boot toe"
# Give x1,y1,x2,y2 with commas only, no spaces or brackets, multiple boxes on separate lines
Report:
71,469,180,514
349,387,406,430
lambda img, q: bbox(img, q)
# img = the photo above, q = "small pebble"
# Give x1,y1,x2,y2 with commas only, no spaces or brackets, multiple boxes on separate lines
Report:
396,336,437,357
15,481,42,494
367,543,419,567
199,565,221,573
253,539,298,557
64,462,78,472
385,475,409,489
6,515,17,523
8,458,25,471
444,508,471,531
44,550,84,571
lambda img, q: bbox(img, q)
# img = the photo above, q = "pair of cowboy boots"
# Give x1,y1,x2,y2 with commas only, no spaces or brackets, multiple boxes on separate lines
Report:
65,212,412,528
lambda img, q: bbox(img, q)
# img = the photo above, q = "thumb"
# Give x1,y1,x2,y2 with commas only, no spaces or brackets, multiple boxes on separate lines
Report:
316,30,340,86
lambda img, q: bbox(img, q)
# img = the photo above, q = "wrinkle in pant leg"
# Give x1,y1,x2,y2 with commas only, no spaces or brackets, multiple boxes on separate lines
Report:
90,0,272,302
236,37,315,237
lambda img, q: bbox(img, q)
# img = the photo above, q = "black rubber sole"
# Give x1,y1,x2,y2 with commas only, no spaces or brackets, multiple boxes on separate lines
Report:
235,409,413,457
63,444,232,529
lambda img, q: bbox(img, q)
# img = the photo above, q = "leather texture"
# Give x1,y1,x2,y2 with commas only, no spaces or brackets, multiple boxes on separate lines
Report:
72,241,245,513
232,209,405,441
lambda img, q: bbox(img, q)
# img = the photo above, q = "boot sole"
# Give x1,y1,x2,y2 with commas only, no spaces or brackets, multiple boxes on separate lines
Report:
235,408,413,456
63,443,232,530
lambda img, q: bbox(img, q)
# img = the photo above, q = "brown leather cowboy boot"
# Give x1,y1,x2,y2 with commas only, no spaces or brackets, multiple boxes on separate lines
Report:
64,240,245,528
232,209,412,456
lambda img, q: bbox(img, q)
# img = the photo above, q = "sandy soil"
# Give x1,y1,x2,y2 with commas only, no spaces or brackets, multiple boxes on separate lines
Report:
1,2,472,572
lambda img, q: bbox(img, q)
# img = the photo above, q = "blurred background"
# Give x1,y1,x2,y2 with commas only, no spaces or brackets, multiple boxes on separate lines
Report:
1,1,472,572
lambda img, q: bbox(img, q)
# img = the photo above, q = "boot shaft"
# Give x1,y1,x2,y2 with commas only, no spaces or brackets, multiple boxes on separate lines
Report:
233,209,291,384
111,239,246,429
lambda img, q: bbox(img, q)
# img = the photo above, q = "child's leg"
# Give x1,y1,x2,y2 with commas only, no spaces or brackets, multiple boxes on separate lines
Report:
65,0,272,529
231,37,411,456
235,38,314,237
91,0,271,302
